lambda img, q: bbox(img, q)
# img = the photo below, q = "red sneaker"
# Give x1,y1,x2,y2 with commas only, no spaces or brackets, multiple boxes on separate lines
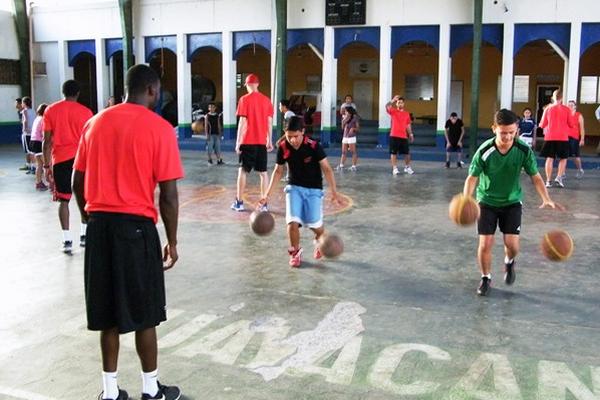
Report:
288,247,303,268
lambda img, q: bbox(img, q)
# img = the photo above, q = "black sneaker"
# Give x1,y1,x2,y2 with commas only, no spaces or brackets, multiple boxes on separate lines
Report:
98,388,129,400
141,382,181,400
504,259,516,285
217,159,224,165
445,161,450,168
477,277,491,296
207,159,213,165
80,235,86,247
61,240,73,254
456,161,462,168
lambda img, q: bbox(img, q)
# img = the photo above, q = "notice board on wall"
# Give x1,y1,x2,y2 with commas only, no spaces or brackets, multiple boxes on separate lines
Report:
326,1,366,26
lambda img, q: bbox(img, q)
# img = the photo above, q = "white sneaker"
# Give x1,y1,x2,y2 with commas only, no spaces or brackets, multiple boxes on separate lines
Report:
349,165,357,172
392,167,400,175
404,166,414,175
554,177,565,188
335,164,344,171
576,169,584,179
545,181,552,188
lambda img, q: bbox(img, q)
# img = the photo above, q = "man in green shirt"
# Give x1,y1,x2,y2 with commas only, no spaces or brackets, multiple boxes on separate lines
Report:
463,109,559,296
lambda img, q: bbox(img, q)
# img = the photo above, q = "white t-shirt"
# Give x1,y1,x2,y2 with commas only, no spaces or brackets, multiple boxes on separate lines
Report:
340,102,357,113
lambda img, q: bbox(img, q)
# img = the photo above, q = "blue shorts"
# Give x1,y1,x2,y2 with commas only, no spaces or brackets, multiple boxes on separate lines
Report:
284,184,324,229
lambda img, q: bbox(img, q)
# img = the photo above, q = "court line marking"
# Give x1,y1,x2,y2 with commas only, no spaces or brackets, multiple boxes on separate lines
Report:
0,386,57,400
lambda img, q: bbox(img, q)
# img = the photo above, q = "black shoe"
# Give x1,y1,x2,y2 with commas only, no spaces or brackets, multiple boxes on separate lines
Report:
445,161,450,168
207,159,213,165
477,277,491,296
504,259,516,285
217,159,224,165
61,240,73,254
457,161,462,168
141,382,181,400
98,389,129,400
80,235,86,247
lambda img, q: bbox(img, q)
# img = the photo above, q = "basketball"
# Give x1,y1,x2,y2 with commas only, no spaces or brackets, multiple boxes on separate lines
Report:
448,194,480,226
319,234,344,258
541,230,574,261
249,210,275,236
191,120,203,133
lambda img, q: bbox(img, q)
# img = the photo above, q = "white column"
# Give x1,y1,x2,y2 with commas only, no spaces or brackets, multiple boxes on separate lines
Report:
108,56,115,97
95,38,110,111
133,1,145,65
57,40,73,85
222,30,238,140
176,33,192,134
566,22,582,103
378,24,392,147
436,24,451,149
321,26,337,146
500,22,514,109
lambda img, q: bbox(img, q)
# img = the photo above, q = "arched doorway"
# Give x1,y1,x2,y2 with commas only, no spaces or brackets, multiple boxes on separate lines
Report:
190,47,223,135
149,48,178,127
286,44,323,133
578,42,600,149
109,50,124,105
236,45,271,100
72,52,98,113
392,41,439,145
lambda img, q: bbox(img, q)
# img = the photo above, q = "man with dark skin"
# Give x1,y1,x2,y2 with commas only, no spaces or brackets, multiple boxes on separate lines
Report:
73,64,183,400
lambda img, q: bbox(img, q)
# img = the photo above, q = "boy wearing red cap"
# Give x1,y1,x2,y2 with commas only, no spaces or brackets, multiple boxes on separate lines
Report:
231,73,274,211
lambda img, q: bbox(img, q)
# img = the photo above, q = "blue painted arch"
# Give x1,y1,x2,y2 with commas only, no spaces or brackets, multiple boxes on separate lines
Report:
391,25,439,58
145,36,177,62
514,23,570,57
68,40,95,67
105,38,122,65
581,23,600,56
233,31,271,60
287,28,324,54
450,24,503,56
188,33,222,61
334,27,380,58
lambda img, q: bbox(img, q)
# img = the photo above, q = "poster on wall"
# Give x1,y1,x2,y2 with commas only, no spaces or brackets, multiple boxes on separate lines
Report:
349,59,378,78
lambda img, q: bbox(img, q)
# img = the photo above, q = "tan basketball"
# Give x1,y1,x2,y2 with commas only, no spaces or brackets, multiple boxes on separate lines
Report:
448,194,480,226
319,234,344,258
191,120,203,133
249,210,275,236
541,230,574,261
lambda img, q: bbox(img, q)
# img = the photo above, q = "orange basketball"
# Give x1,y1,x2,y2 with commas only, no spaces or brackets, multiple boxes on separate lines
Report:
448,194,480,226
319,234,344,258
191,120,203,133
249,210,275,236
541,230,574,261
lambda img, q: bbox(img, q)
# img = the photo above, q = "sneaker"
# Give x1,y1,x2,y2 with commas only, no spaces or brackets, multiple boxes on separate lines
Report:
445,161,450,169
404,166,414,175
217,159,225,165
61,241,73,254
288,247,303,268
98,389,129,400
35,182,48,191
207,159,213,165
230,199,244,212
335,164,344,171
259,203,268,212
19,165,29,171
504,259,516,285
554,177,564,188
80,235,86,247
456,161,462,169
313,241,322,260
141,382,181,400
545,181,552,188
392,167,400,175
26,168,34,175
576,169,584,179
477,277,491,296
350,165,357,172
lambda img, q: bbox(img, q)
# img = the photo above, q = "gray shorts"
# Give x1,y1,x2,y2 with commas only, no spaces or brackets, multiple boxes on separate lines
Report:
207,134,221,155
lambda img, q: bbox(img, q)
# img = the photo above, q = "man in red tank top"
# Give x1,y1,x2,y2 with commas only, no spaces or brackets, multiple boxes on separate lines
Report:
567,100,585,179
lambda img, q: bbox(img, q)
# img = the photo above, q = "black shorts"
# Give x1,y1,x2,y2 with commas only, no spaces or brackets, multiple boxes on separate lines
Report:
478,203,522,235
239,144,267,173
446,143,462,152
568,137,580,157
389,137,410,155
85,212,166,334
29,140,42,155
540,140,569,159
22,134,31,154
53,158,74,201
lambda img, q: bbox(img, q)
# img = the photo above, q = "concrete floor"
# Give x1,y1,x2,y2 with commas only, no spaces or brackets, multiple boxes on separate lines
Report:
1,145,599,400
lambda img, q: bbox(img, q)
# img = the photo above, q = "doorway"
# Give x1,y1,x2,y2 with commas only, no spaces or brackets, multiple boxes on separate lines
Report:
353,80,373,119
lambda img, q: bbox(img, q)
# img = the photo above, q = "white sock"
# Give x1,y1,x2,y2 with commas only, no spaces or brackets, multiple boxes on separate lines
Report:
62,230,72,242
80,223,87,236
102,371,118,399
504,256,514,264
142,369,159,396
482,274,491,279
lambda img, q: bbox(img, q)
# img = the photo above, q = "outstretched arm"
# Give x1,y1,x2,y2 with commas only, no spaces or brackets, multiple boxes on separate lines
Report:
259,163,284,206
531,173,561,209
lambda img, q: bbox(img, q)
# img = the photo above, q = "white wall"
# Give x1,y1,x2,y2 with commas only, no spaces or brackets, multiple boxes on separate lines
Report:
0,9,20,122
32,42,60,106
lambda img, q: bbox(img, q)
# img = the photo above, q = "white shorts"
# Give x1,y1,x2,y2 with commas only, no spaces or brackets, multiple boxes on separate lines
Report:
342,137,357,144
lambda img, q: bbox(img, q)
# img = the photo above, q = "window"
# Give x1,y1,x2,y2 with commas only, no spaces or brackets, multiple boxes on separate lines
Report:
580,76,599,104
0,59,20,84
513,75,529,103
33,62,47,76
405,75,434,101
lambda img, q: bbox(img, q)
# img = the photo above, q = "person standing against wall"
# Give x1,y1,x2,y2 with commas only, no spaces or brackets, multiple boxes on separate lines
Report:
43,80,93,253
231,73,273,212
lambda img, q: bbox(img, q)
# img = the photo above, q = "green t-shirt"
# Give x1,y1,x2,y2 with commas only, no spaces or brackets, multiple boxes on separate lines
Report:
469,138,538,207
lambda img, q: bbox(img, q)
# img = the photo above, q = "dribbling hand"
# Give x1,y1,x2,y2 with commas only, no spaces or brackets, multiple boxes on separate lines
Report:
539,200,565,211
163,243,178,270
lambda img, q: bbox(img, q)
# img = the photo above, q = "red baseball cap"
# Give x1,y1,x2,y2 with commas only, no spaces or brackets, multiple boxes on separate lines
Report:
245,73,260,85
